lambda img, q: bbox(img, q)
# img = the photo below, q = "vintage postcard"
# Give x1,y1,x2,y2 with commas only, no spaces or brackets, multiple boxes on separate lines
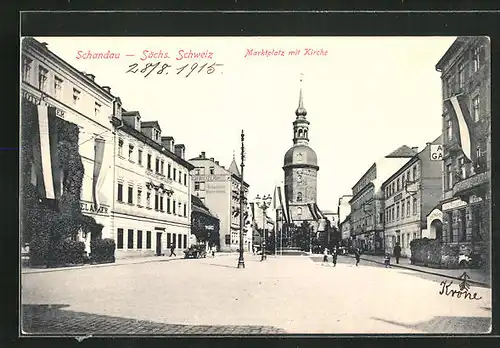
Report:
20,35,491,335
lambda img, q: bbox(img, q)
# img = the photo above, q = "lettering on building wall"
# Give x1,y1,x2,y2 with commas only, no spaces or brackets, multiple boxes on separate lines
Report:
430,145,443,161
192,174,230,182
80,202,109,214
206,182,227,193
394,193,403,202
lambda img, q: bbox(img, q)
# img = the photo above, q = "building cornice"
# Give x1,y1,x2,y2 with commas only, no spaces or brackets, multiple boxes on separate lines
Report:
282,163,319,171
22,37,116,102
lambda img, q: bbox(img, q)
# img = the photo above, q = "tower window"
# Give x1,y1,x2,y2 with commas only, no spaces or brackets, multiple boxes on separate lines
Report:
298,129,303,138
297,192,303,202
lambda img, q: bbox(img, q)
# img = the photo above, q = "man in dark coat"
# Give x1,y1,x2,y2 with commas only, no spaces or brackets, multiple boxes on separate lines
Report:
169,244,176,257
393,243,402,264
354,248,360,266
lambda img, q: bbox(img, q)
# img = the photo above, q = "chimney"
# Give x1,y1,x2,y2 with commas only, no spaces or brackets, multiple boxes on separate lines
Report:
215,160,219,165
174,144,186,159
41,42,49,48
200,151,206,159
210,157,214,162
411,147,419,153
102,86,111,93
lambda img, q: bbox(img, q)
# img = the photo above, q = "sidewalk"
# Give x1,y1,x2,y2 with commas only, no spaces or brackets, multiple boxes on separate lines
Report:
346,254,490,287
22,251,241,274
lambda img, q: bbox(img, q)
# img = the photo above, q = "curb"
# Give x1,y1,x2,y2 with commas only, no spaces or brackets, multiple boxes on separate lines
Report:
21,256,185,274
346,255,490,288
21,252,245,275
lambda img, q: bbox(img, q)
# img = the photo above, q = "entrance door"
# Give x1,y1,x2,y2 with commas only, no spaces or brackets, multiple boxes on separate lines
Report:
156,232,162,256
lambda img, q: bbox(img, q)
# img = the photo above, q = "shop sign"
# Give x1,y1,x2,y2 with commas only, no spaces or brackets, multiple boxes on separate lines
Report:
205,225,214,230
394,193,403,202
469,195,483,204
442,199,467,211
192,174,230,182
430,145,443,161
80,202,109,214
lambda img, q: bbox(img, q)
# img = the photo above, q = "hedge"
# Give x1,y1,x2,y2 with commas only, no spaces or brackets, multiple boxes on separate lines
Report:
410,238,441,266
90,238,116,264
47,239,86,266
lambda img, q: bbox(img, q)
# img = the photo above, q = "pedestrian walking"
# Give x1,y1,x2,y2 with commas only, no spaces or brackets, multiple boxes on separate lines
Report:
322,248,329,264
354,248,360,266
169,244,176,257
212,247,216,258
384,253,391,268
252,245,256,255
393,243,401,264
332,248,337,267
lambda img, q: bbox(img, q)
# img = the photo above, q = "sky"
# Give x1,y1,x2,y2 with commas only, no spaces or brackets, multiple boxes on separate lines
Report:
35,36,456,212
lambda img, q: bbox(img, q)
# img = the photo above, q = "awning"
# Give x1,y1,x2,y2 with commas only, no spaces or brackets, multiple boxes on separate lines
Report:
192,204,218,219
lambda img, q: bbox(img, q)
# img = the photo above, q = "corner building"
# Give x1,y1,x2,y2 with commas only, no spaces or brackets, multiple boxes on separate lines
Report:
435,36,491,266
110,110,194,258
189,152,250,252
21,38,117,252
349,146,417,254
382,137,443,257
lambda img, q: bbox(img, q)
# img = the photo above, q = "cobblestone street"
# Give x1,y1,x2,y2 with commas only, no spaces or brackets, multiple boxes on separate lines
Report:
21,253,492,335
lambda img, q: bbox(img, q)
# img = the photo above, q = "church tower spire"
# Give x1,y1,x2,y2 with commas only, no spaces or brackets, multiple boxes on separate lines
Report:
293,74,310,145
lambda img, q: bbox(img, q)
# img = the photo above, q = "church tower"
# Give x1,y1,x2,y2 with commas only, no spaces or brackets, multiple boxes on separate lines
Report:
283,76,319,223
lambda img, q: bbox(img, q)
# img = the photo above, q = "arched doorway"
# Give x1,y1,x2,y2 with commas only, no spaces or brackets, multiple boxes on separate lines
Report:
430,219,443,241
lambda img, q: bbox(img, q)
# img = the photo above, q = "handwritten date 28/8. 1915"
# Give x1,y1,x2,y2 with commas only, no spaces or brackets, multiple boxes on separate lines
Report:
126,61,224,78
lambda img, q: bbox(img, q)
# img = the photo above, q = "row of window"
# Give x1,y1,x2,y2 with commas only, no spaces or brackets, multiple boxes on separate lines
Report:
194,167,215,176
118,139,188,186
385,164,419,198
22,57,103,118
444,149,485,190
444,44,483,98
117,183,188,217
385,197,419,223
116,228,188,250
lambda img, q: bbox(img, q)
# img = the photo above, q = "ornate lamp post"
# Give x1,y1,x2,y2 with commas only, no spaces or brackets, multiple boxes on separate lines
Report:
237,130,246,269
255,193,272,261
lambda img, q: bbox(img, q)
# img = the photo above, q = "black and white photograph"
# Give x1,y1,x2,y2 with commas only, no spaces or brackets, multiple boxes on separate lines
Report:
20,33,491,335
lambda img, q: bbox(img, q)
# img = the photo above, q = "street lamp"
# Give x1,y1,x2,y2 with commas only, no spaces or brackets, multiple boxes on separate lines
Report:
255,193,272,261
237,130,246,269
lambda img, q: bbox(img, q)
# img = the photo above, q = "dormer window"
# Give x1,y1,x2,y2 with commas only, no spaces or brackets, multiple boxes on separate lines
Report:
153,128,160,141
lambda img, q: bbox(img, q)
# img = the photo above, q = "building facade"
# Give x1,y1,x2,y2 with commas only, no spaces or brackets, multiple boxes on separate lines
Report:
191,194,220,249
189,152,250,252
110,112,194,258
382,137,443,257
337,195,352,242
21,37,117,253
435,36,491,266
349,146,417,254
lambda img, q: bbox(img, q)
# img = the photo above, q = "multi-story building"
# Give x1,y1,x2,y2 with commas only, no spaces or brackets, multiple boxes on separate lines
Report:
349,146,417,254
382,136,443,257
110,111,194,258
339,215,351,243
21,37,117,253
189,152,250,252
337,195,352,242
435,36,491,266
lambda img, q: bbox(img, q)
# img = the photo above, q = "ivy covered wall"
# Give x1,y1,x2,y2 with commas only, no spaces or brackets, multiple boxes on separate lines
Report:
21,99,97,265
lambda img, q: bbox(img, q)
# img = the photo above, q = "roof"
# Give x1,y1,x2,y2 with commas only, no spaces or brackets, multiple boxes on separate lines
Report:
122,111,141,118
385,145,418,158
191,195,219,219
228,158,240,177
283,144,318,169
141,121,162,131
111,117,194,170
